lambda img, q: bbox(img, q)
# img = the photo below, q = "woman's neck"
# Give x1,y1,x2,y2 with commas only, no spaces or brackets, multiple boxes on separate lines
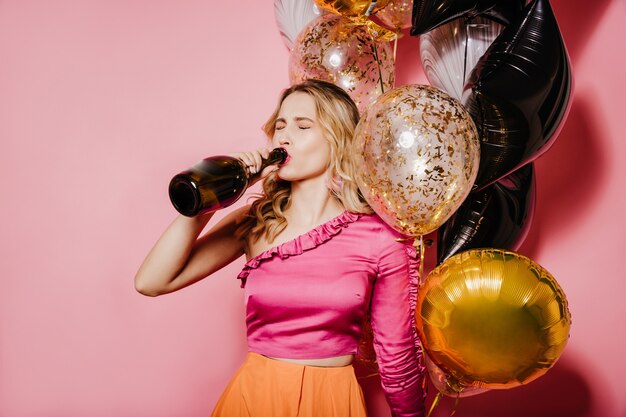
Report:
286,177,345,227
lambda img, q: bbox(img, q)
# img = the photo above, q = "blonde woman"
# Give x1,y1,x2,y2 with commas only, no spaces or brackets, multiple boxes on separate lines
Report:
135,79,426,417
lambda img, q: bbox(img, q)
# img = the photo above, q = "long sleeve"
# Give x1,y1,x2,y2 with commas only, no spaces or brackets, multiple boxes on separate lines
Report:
370,233,426,417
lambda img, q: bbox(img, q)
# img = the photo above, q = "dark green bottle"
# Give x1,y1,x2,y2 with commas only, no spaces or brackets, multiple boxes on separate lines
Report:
168,148,288,217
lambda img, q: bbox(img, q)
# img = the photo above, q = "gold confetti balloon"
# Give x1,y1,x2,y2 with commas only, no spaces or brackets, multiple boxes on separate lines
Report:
416,249,572,392
314,0,391,18
375,0,413,30
353,84,480,236
289,14,395,114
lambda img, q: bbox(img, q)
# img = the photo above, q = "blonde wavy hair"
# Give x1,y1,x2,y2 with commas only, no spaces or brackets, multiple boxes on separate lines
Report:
236,79,372,245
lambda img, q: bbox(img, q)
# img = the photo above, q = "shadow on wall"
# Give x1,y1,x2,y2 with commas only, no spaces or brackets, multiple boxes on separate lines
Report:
519,95,608,258
356,354,599,417
423,355,597,417
551,0,613,63
357,369,392,417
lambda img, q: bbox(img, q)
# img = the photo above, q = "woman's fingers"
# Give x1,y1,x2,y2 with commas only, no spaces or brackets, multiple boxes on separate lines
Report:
251,150,263,174
231,148,273,175
259,148,270,160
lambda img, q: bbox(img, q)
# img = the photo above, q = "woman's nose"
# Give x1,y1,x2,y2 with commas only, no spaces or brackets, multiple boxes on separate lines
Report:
277,134,291,146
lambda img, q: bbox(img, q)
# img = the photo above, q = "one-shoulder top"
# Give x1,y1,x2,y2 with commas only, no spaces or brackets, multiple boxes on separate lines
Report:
237,212,426,417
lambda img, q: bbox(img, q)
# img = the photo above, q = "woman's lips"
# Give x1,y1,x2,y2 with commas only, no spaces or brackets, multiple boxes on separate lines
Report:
279,149,290,165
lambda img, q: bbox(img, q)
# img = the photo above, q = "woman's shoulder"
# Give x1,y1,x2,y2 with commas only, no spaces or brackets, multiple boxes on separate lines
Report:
351,212,416,259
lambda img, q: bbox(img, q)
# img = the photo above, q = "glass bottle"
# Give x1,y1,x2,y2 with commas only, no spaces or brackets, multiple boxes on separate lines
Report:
168,148,288,217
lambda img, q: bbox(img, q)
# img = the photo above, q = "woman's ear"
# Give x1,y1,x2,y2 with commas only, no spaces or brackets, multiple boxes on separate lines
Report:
325,170,344,192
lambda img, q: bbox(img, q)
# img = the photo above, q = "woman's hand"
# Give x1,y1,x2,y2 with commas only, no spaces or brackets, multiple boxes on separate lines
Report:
231,148,279,186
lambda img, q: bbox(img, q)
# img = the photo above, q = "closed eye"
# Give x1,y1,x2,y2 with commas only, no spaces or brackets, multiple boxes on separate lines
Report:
295,117,315,129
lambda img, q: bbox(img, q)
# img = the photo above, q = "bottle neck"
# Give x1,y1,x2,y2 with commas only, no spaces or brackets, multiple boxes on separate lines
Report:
247,148,288,177
262,148,288,169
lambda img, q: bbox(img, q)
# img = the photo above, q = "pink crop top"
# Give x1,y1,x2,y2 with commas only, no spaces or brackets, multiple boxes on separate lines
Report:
237,212,426,417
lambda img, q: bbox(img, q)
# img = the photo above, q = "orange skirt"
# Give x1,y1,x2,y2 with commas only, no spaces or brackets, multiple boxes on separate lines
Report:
211,352,367,417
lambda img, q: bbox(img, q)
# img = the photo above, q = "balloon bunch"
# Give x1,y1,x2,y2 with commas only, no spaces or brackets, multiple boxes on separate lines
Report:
416,0,573,260
272,0,573,411
408,0,573,408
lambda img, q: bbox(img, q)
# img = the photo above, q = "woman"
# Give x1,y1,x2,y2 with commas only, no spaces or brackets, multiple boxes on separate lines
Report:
134,79,426,417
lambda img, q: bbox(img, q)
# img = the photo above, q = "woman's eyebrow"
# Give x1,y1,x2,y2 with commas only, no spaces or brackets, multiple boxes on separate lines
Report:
275,116,315,123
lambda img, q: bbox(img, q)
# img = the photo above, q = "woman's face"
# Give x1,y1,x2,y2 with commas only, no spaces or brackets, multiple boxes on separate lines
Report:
271,91,331,183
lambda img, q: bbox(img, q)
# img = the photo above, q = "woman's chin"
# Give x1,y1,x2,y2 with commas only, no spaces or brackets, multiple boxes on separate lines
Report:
275,171,293,182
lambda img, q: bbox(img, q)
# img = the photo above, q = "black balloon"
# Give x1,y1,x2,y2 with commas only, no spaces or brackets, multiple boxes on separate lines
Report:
462,0,572,190
437,163,536,264
410,0,525,36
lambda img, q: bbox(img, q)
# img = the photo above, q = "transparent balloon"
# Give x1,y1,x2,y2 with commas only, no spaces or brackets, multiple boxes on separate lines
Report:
375,0,413,30
420,16,504,101
352,84,480,236
289,14,395,113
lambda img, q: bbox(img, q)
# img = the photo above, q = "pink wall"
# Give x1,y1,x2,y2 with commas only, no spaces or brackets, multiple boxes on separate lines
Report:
1,1,624,416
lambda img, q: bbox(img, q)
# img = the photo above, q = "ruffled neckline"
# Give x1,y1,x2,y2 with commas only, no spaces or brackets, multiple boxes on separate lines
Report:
237,210,362,286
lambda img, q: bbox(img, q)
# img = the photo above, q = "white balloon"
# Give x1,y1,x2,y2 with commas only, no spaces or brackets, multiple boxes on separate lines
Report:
274,0,325,50
420,17,503,101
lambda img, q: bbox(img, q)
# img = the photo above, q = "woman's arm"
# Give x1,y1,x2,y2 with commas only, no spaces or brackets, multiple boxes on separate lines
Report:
370,232,427,417
134,205,248,297
134,147,277,297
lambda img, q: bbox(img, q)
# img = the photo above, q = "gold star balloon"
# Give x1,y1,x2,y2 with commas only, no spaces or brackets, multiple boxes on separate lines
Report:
314,0,391,18
352,84,480,236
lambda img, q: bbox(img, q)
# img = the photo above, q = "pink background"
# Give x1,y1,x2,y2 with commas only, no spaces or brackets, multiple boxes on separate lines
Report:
1,1,624,416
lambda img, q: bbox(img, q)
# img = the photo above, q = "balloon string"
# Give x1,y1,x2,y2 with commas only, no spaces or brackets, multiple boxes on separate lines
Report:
393,35,398,63
365,0,378,16
426,391,444,417
463,18,469,88
370,40,385,94
415,235,425,284
449,393,461,417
